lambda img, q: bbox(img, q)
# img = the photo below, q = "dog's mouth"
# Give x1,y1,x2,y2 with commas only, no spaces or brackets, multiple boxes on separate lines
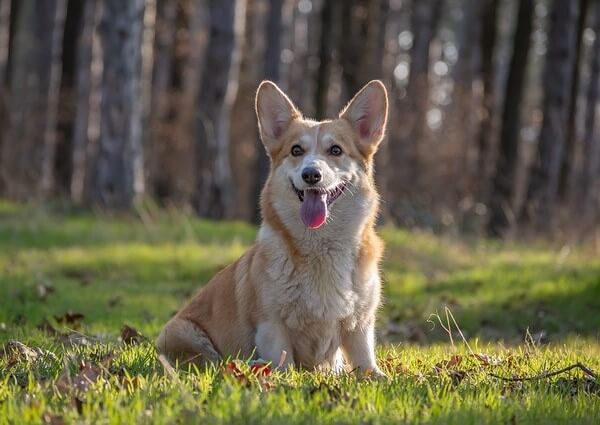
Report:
291,180,347,229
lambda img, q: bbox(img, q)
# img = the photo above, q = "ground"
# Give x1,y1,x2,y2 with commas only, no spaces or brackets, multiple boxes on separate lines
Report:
0,201,599,424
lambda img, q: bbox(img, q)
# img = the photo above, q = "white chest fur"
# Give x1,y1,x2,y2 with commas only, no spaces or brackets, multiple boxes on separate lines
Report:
257,224,369,367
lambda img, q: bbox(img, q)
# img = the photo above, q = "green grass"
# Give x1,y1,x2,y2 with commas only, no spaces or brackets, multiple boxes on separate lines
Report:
0,201,599,424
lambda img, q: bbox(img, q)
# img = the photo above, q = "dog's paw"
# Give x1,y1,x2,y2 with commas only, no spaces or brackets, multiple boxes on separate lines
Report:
354,366,388,380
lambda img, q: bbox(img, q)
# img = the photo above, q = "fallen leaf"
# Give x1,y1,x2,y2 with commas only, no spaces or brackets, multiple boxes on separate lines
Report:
54,312,85,327
435,355,463,370
1,341,40,366
249,361,272,377
56,361,103,394
471,353,502,366
120,325,145,345
42,412,65,425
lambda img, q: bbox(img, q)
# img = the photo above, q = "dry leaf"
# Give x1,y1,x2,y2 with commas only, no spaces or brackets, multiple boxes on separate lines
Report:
120,325,145,345
54,312,85,327
435,355,463,370
471,353,502,366
42,412,65,425
56,362,104,394
1,341,40,366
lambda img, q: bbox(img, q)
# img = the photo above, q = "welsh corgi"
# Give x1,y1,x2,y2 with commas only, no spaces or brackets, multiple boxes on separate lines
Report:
156,80,388,376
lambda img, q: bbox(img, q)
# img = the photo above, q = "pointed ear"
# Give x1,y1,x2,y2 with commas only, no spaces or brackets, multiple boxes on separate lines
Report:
255,81,300,150
339,80,388,149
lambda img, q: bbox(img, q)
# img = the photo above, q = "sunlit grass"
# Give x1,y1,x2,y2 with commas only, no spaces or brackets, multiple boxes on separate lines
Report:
0,203,598,423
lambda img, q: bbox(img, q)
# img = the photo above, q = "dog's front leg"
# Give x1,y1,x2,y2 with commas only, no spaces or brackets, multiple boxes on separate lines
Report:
255,321,294,369
341,322,385,377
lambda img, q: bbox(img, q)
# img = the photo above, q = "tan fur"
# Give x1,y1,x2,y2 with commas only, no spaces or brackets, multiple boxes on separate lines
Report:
156,80,389,375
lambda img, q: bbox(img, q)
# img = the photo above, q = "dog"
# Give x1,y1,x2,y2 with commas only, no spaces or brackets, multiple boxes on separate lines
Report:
156,80,388,376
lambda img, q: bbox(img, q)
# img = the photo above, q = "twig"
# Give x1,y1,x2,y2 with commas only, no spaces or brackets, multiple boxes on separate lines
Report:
488,362,597,382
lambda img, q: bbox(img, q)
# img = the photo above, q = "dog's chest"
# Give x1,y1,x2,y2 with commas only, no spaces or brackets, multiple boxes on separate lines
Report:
270,241,360,330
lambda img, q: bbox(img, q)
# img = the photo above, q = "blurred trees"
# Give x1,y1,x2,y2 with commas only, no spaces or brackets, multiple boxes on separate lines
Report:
0,0,599,239
1,0,66,199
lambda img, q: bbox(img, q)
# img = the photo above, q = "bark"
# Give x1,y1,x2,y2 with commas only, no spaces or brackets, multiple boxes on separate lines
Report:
0,0,10,186
140,0,156,150
70,0,101,204
581,2,600,209
487,0,534,237
252,0,290,223
194,0,246,218
558,0,590,200
388,0,442,223
445,0,483,200
0,0,66,200
475,0,499,199
0,0,9,85
91,0,145,208
147,0,177,201
315,0,338,120
230,0,266,221
522,0,580,230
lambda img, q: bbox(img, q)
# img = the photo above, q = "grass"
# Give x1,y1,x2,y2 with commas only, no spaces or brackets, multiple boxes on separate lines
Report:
0,201,599,424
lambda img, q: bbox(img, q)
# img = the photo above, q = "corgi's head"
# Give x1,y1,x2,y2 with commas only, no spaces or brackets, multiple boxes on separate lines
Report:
256,80,388,231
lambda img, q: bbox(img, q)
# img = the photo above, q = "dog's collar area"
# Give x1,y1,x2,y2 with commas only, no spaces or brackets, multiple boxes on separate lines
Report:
290,179,347,205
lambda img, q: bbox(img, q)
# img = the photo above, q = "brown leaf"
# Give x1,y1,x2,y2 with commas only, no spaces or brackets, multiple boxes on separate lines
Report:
54,312,85,327
448,369,467,385
120,325,145,345
249,361,272,377
435,355,463,370
471,353,502,366
56,362,103,394
1,341,40,366
42,413,65,425
380,356,411,375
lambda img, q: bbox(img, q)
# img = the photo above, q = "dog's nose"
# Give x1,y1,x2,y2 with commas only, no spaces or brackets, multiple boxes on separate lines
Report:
302,167,322,185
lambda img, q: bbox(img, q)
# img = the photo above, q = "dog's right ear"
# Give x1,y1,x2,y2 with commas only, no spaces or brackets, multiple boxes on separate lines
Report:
255,81,300,151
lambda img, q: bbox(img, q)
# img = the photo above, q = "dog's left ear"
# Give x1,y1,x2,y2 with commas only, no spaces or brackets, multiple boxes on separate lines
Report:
339,80,388,151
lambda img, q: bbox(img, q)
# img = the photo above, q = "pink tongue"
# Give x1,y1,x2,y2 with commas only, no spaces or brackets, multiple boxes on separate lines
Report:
300,191,328,229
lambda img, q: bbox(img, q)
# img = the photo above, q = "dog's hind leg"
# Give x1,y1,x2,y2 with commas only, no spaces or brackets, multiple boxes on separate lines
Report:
155,318,221,368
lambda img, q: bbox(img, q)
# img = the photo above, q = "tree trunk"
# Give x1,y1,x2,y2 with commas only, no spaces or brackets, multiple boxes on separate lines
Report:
475,0,499,200
0,0,66,200
0,0,10,188
558,0,590,200
252,0,290,223
315,0,339,120
70,0,101,204
388,0,442,223
91,0,145,208
147,0,177,202
445,0,482,202
486,0,534,237
140,0,156,153
581,1,600,210
230,0,266,221
522,0,580,230
0,0,9,85
194,0,246,218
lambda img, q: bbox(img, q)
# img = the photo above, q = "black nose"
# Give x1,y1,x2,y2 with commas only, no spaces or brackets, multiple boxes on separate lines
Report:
302,167,322,185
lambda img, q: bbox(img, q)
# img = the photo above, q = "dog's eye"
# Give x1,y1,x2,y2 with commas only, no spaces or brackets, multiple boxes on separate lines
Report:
291,145,304,157
329,145,343,156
